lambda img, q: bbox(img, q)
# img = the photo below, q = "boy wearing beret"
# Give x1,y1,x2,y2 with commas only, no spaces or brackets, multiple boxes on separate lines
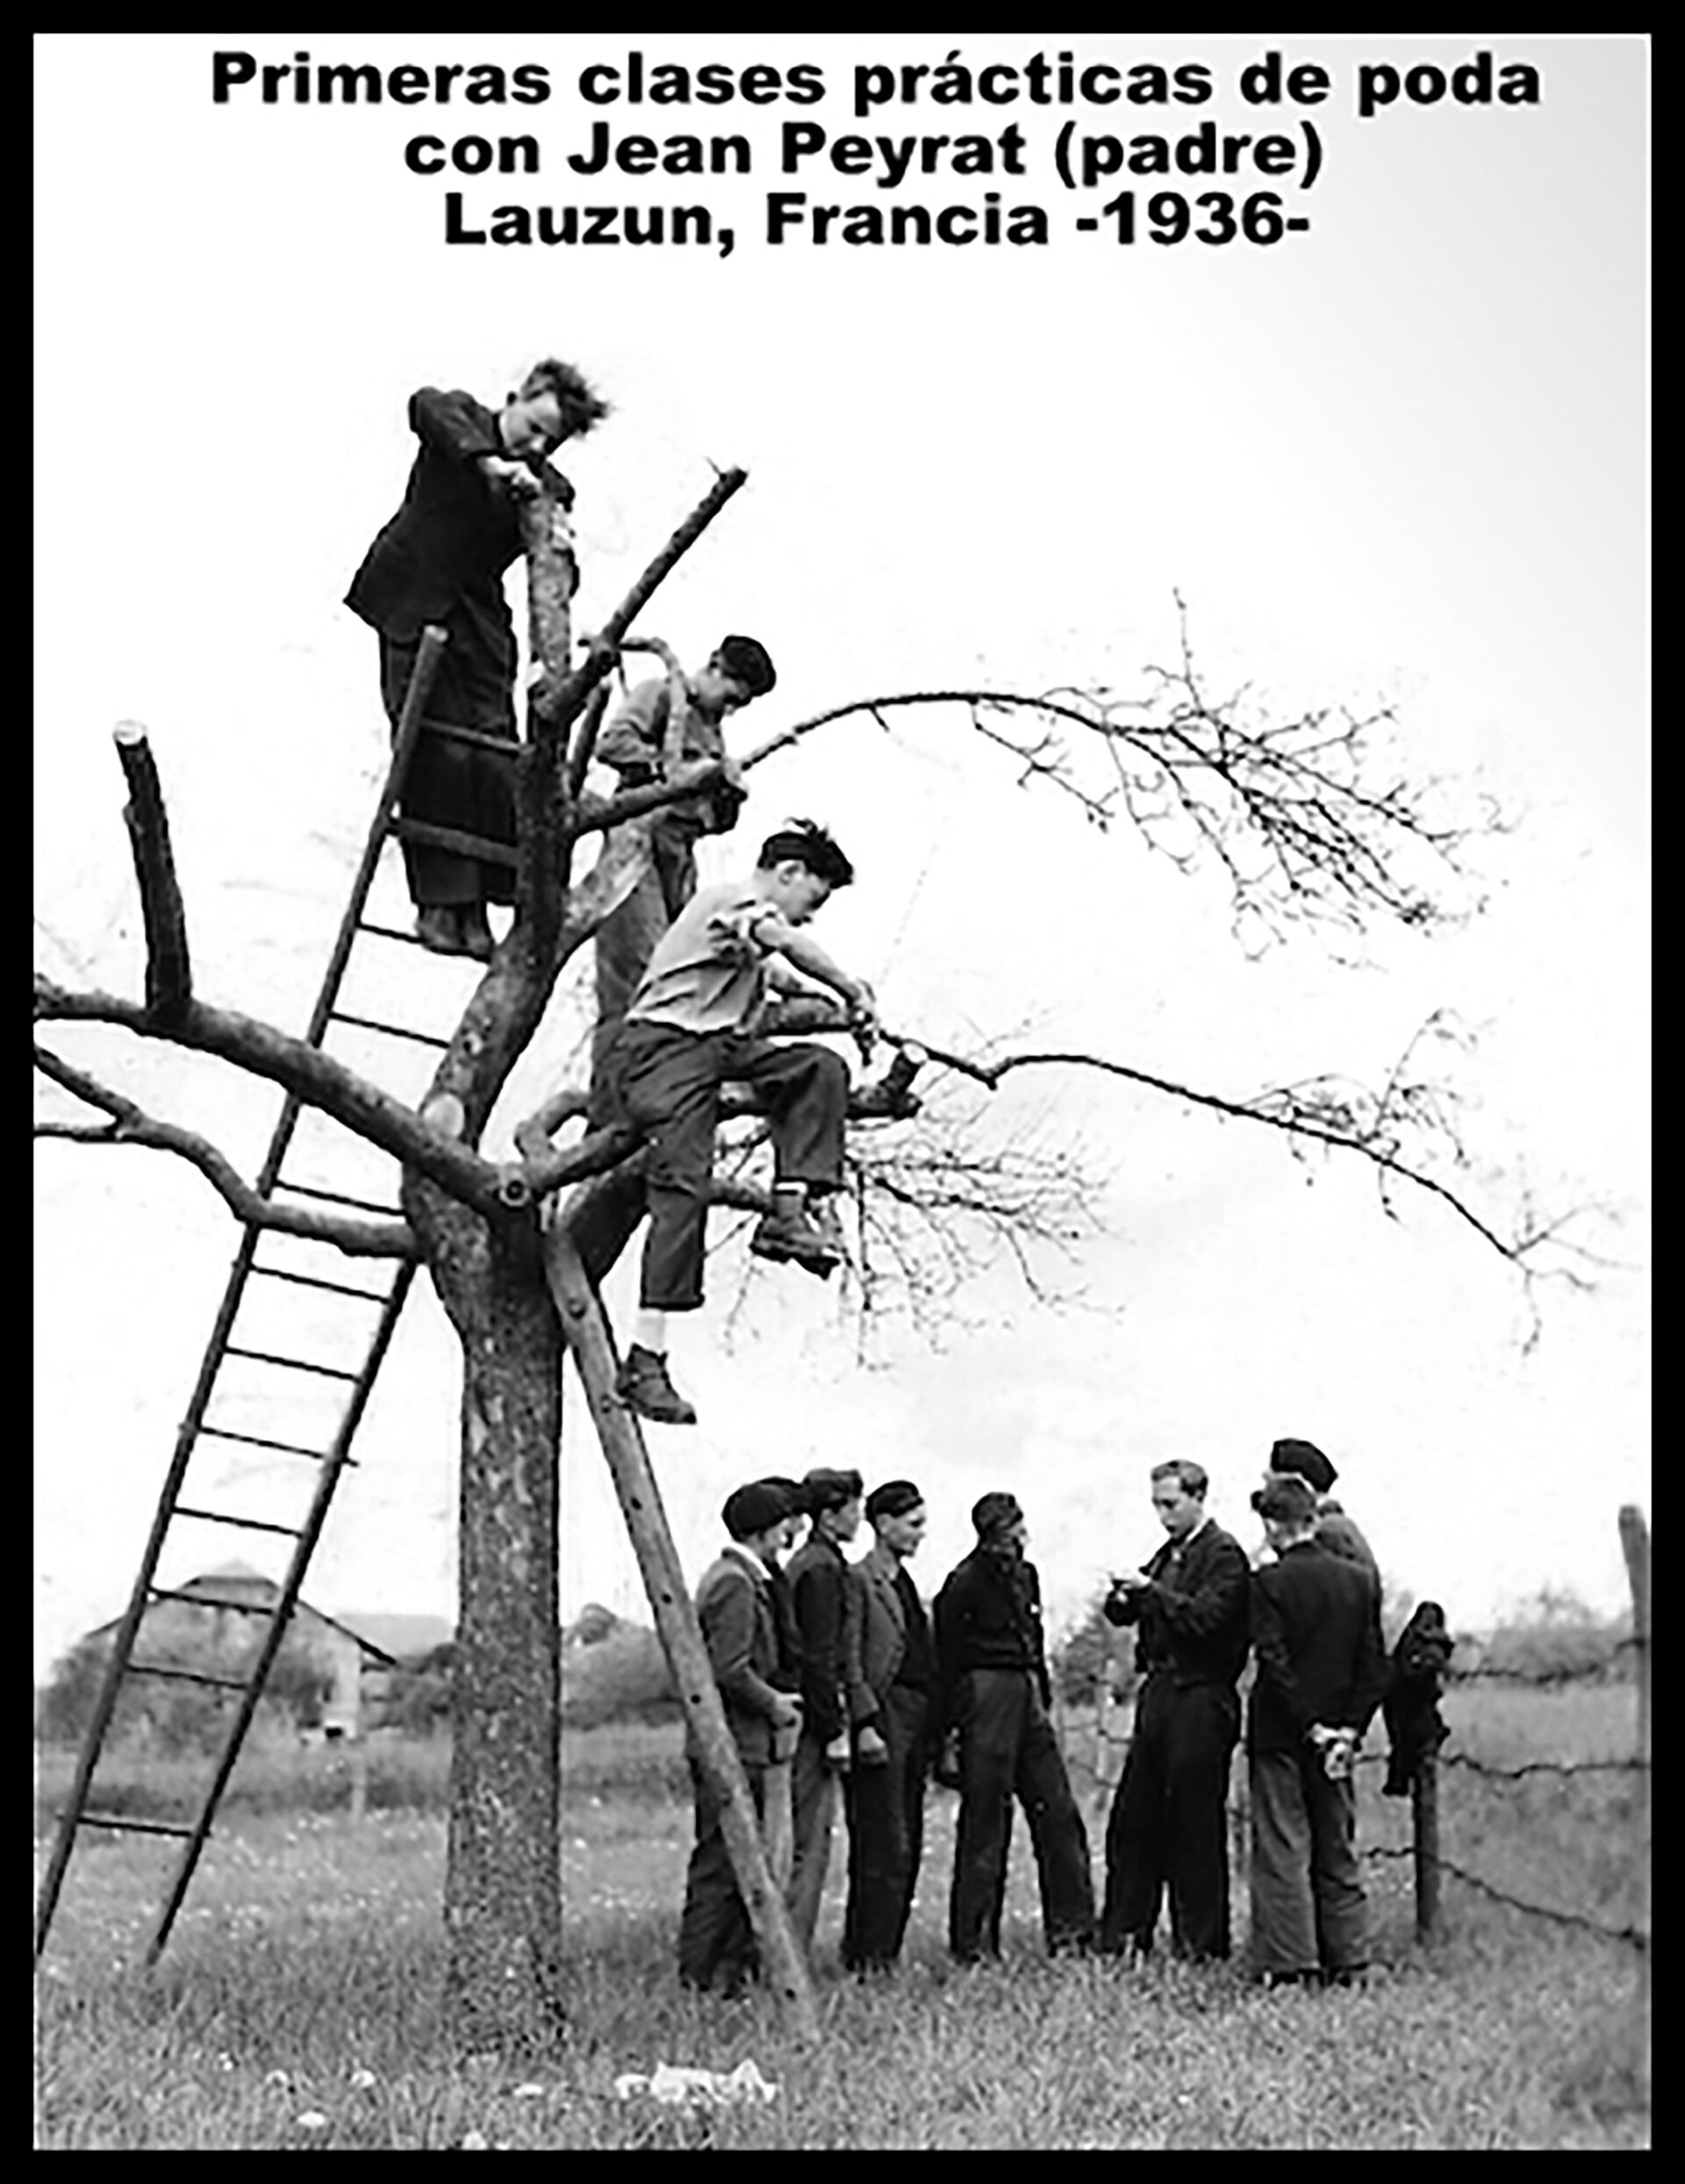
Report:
783,1468,865,1951
841,1479,935,1972
678,1481,804,1998
932,1492,1095,1963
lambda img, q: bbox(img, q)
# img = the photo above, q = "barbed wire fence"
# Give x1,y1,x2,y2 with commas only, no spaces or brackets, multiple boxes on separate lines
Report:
1051,1505,1651,1990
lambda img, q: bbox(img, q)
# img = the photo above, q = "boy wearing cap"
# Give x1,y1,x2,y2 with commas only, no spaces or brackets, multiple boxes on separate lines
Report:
600,821,880,1428
1265,1437,1380,1594
1246,1473,1391,1988
678,1481,804,1998
345,359,610,959
932,1493,1095,1963
842,1480,935,1972
782,1468,865,1951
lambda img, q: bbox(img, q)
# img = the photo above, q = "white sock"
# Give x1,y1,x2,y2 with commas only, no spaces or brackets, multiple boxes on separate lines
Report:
633,1309,668,1355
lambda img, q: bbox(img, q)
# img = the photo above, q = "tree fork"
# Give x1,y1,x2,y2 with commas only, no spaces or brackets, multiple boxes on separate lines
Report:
543,1230,821,2042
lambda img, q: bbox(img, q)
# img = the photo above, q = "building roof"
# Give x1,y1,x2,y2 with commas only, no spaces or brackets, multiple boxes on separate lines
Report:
81,1570,438,1668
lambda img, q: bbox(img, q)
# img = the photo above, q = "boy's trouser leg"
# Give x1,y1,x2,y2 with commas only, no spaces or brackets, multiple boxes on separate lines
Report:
1017,1688,1095,1952
1248,1748,1320,1976
592,868,670,1086
613,1027,728,1311
722,1037,850,1189
888,1686,929,1957
1101,1678,1169,1951
1307,1772,1368,1972
1164,1682,1240,1961
949,1669,1022,1961
786,1731,837,1949
378,617,517,909
844,1685,928,1966
678,1753,767,1990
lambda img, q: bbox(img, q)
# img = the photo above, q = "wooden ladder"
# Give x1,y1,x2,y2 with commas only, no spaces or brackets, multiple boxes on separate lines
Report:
35,627,518,1965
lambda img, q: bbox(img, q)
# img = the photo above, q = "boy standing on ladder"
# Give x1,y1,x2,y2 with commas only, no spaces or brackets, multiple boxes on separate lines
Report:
344,359,610,959
597,819,879,1427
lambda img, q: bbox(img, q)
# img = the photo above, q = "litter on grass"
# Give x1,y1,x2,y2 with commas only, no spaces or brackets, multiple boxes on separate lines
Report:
613,2059,780,2109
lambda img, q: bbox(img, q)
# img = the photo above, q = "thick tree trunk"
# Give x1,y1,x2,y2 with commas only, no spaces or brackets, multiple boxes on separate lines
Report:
430,1210,567,2051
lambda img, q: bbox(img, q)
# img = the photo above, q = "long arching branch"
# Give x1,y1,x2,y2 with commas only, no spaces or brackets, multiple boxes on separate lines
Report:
736,600,1498,952
33,974,517,1219
34,1045,418,1258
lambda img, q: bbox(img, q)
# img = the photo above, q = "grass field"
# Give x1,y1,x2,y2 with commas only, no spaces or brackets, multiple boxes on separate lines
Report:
34,1683,1648,2149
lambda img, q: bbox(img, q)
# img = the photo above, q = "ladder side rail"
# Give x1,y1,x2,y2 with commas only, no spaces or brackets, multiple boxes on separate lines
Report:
292,624,449,1059
240,622,449,1211
143,1262,419,1963
545,1233,821,2040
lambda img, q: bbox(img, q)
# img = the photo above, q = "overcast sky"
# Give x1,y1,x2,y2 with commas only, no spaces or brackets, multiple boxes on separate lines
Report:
34,33,1648,1678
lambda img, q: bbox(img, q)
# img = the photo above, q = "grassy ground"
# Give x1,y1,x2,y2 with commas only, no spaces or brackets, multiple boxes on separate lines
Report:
35,1686,1648,2149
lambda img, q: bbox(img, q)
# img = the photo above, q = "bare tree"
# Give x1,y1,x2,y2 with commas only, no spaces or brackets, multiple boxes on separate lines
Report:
34,468,1588,2044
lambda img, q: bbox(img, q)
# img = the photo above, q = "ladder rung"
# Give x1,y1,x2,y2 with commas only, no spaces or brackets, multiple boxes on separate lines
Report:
128,1662,249,1691
326,1010,452,1050
76,1813,197,1840
390,817,520,867
173,1506,304,1538
355,920,431,946
148,1584,279,1616
224,1344,362,1383
417,715,520,756
249,1264,391,1303
197,1425,341,1463
272,1182,404,1219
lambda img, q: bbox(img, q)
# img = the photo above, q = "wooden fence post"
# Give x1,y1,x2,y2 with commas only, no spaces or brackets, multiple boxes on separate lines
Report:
1618,1505,1650,2086
1410,1749,1440,1942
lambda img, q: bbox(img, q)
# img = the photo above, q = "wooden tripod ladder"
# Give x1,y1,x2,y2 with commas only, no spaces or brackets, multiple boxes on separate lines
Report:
35,628,517,1965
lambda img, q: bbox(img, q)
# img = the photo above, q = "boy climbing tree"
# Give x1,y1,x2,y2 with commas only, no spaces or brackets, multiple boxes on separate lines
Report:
592,819,879,1426
590,634,778,1080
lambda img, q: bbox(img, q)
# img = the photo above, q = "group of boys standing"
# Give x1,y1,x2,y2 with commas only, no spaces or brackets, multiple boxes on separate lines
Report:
681,1437,1390,1998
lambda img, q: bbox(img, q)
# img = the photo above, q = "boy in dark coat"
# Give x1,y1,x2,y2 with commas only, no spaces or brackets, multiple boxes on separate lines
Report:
678,1480,803,1997
1099,1458,1251,1962
1247,1475,1391,1986
345,358,609,958
932,1492,1094,1962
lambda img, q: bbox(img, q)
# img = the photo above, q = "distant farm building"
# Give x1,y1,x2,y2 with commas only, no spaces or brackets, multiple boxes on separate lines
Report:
69,1564,451,1746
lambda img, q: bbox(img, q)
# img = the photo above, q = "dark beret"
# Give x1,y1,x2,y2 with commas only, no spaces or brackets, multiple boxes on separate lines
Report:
802,1467,864,1513
865,1479,925,1524
722,1481,792,1540
972,1491,1025,1539
1251,1475,1318,1524
1269,1437,1338,1494
717,633,777,696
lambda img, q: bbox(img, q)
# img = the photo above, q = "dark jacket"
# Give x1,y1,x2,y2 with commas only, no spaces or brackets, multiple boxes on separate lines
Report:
692,1547,791,1768
1248,1539,1391,1757
344,386,575,639
1315,1501,1380,1595
784,1532,850,1744
846,1544,931,1732
1103,1519,1251,1690
933,1548,1051,1720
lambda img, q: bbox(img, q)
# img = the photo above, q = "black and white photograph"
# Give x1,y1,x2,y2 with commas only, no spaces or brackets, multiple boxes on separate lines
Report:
35,32,1648,2150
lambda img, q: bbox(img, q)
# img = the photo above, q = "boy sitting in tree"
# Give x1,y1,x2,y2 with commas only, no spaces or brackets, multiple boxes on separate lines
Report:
598,819,878,1426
